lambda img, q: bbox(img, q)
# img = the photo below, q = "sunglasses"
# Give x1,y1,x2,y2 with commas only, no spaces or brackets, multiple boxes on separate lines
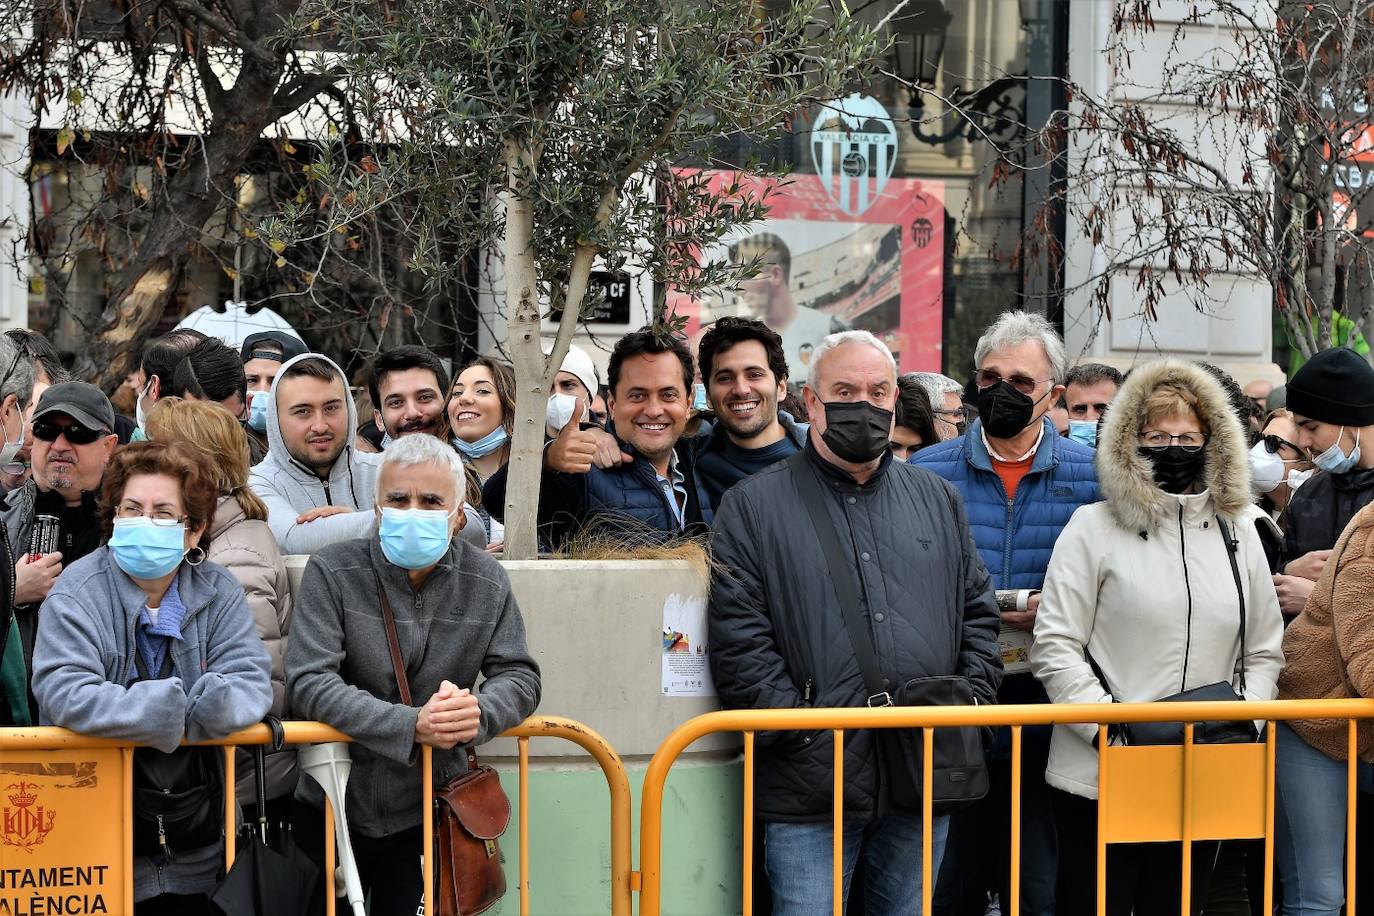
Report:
33,419,107,445
1262,434,1305,459
976,369,1050,397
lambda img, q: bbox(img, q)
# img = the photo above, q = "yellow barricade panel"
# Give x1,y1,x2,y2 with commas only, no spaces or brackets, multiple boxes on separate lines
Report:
1101,743,1268,844
0,746,132,915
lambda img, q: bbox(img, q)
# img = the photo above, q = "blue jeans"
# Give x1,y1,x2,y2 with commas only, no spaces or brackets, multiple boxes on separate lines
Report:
765,812,950,916
1275,721,1374,916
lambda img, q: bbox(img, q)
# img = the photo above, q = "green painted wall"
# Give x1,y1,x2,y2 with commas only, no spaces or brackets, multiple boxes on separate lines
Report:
487,757,743,916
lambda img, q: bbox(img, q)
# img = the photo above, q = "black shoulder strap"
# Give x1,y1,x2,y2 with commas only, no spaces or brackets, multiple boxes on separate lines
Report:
788,451,891,706
1216,517,1247,694
132,641,175,683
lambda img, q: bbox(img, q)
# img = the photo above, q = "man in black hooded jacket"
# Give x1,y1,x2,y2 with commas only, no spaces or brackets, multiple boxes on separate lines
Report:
708,330,1002,916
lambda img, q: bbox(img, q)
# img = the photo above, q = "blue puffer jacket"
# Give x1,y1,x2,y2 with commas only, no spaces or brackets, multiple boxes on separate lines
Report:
912,418,1101,590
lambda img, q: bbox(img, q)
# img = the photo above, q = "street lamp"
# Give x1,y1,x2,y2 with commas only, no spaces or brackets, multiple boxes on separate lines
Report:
893,0,1028,148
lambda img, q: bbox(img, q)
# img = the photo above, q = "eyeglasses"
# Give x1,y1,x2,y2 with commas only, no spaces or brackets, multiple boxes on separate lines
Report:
1262,434,1306,460
33,419,107,445
1139,430,1207,451
976,369,1051,397
935,405,975,422
114,502,186,525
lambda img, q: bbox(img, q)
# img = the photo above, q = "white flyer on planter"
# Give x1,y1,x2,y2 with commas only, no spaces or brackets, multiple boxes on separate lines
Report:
661,592,715,697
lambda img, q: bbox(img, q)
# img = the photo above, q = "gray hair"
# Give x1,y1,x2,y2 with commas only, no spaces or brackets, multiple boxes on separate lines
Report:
377,434,467,506
809,330,897,387
0,335,36,412
973,311,1068,383
906,372,962,405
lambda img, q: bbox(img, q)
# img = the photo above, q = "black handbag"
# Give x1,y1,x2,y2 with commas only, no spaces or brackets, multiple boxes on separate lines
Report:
1112,518,1259,747
131,647,225,859
790,452,989,811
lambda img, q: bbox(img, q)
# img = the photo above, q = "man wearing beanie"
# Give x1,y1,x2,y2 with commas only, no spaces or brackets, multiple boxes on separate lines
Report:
1275,346,1374,617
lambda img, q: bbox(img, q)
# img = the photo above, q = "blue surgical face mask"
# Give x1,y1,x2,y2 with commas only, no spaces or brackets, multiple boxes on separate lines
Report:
108,517,187,580
247,390,270,433
377,506,456,569
692,383,709,412
1067,419,1098,449
453,426,508,459
1314,426,1361,474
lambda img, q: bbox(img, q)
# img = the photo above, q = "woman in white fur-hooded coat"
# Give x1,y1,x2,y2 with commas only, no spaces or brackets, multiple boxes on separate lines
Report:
1029,359,1284,912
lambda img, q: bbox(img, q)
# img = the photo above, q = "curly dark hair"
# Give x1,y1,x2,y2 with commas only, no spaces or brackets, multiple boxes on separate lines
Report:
1197,361,1261,446
696,316,789,387
99,441,220,550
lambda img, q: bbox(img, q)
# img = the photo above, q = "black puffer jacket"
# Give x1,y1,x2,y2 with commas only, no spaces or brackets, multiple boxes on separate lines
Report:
708,445,1002,823
1280,466,1374,567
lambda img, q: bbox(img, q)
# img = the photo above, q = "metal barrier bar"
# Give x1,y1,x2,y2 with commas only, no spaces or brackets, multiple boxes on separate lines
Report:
1,716,630,916
832,729,844,916
1351,718,1360,915
519,735,530,916
1264,721,1275,916
1180,724,1195,915
1009,724,1022,916
743,730,754,916
636,700,1374,916
1096,724,1108,916
922,727,934,916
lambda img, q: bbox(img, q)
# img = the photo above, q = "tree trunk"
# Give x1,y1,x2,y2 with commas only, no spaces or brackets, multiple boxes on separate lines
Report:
74,53,288,392
501,139,548,561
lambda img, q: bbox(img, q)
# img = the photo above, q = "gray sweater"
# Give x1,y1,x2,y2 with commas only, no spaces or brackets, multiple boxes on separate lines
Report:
286,535,540,837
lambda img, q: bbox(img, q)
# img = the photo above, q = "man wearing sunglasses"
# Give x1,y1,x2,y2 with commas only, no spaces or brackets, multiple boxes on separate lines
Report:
0,381,116,727
912,311,1100,916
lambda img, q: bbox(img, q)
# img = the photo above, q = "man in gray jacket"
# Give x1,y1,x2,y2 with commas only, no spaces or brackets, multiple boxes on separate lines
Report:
287,434,539,915
709,330,1002,916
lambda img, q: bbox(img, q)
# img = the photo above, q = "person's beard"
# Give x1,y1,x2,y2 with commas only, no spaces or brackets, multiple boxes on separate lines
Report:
392,416,438,437
717,389,778,442
287,437,345,475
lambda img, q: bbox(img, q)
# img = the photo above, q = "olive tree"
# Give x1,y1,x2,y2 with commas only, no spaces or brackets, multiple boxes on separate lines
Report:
280,0,884,558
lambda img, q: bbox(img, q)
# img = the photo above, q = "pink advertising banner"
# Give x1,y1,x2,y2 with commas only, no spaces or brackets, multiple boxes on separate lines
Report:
672,168,946,382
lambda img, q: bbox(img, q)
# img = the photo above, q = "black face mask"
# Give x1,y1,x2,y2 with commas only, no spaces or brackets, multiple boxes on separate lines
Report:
976,381,1042,439
1138,446,1207,494
822,400,893,464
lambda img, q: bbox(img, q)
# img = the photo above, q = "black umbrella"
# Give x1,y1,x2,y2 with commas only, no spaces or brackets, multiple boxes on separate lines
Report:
212,721,321,916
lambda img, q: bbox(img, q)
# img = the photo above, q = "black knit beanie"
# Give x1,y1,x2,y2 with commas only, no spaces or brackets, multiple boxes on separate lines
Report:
1287,347,1374,426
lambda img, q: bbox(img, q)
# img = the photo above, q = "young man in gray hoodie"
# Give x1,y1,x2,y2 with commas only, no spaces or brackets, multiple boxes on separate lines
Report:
250,353,484,554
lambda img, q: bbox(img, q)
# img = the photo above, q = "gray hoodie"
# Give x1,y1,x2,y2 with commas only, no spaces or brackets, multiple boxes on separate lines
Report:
286,534,540,837
248,353,383,553
248,352,486,553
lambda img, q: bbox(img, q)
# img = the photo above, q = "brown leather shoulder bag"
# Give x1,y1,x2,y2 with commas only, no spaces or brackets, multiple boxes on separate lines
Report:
377,576,510,916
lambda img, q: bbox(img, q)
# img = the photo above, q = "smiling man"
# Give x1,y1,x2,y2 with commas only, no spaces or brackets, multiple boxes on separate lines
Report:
368,346,450,443
482,327,714,550
692,317,807,509
709,330,1001,916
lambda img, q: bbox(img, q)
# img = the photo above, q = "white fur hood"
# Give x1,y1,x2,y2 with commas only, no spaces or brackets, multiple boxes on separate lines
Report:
1096,359,1252,533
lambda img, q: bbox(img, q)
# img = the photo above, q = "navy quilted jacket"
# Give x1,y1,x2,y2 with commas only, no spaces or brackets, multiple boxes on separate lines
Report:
911,418,1101,591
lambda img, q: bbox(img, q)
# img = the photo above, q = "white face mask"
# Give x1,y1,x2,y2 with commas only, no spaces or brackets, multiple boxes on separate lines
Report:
1287,467,1315,491
135,379,153,431
0,406,24,469
546,393,584,432
1248,441,1286,494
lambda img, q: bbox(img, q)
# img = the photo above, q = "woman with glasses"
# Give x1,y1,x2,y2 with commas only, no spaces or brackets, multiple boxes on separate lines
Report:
145,398,296,835
1030,359,1284,916
1251,409,1315,521
30,441,271,914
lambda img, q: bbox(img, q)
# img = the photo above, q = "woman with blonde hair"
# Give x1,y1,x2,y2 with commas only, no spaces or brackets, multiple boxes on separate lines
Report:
145,398,296,831
1031,360,1285,915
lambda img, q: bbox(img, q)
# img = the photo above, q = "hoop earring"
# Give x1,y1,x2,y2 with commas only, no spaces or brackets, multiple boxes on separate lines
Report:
185,546,206,567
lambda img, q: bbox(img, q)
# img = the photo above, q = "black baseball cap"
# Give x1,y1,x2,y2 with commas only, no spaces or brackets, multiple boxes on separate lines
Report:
240,331,308,365
33,381,115,432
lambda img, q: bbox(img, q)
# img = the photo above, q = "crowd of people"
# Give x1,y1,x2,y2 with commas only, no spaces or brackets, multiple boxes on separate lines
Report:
0,310,1369,916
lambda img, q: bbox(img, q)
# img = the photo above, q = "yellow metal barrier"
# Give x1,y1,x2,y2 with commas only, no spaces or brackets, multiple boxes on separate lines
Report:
0,715,631,916
636,698,1374,916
